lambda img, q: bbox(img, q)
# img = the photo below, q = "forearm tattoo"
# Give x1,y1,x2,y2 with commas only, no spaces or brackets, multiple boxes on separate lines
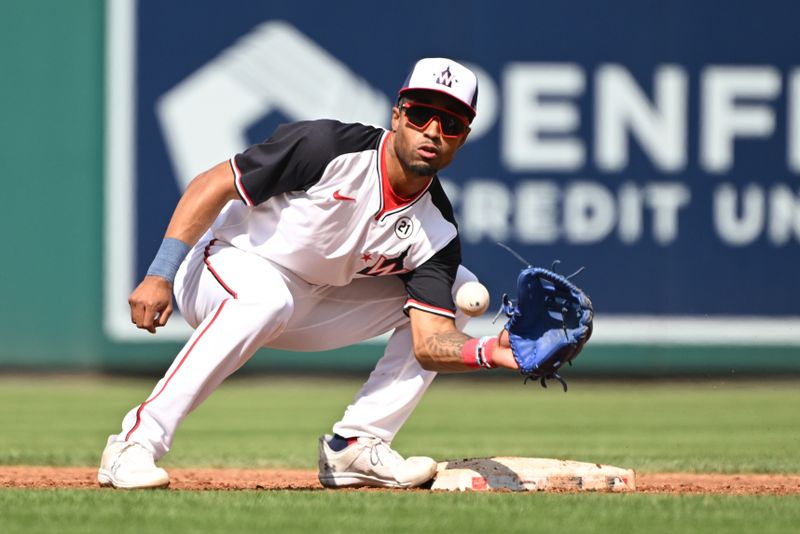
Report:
422,330,471,371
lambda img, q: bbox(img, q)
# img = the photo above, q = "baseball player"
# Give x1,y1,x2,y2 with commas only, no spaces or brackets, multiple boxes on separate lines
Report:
98,58,522,490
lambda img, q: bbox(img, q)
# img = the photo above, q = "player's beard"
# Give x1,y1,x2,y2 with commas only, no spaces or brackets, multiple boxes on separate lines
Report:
395,144,440,177
400,158,438,177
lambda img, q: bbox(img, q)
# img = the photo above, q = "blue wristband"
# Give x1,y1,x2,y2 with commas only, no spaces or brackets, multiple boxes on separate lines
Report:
146,238,191,283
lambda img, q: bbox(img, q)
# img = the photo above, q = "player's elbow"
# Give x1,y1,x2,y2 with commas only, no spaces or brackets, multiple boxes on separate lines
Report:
411,341,437,371
417,356,438,372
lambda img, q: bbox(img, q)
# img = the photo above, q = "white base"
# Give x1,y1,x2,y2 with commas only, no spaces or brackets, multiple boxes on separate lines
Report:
431,457,635,492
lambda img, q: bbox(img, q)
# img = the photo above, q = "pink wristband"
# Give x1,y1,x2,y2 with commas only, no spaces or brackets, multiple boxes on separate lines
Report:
460,336,498,369
461,338,481,368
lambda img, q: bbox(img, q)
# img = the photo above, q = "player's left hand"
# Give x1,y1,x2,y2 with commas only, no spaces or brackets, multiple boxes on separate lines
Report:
502,266,593,391
128,275,174,334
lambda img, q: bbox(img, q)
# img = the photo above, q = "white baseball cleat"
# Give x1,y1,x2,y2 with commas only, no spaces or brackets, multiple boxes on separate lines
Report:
97,435,170,489
318,434,437,489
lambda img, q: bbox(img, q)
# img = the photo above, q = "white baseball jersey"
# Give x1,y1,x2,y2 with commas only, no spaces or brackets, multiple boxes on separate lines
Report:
219,119,461,318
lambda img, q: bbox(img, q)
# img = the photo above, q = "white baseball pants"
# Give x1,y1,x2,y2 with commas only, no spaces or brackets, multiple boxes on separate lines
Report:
115,238,476,459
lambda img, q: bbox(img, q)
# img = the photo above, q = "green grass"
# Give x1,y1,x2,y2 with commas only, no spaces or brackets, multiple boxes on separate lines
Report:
1,375,798,533
1,489,799,534
0,376,797,473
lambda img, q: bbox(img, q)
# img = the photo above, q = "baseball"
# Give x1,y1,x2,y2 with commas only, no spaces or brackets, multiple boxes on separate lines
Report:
455,281,490,317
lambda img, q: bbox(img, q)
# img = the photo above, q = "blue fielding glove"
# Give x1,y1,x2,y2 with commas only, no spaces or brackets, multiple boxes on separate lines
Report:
502,266,594,391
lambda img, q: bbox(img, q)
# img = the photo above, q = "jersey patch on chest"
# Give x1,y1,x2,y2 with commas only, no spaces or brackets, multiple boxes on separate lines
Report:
394,217,414,239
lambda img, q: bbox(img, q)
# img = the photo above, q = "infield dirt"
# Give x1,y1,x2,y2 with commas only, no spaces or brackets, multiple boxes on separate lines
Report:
2,467,799,495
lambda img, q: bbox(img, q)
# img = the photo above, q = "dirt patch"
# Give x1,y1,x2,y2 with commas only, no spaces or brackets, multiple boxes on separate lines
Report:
0,467,321,491
1,467,798,495
636,473,800,495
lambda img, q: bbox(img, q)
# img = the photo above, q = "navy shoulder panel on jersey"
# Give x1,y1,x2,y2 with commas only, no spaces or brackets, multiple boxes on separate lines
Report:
399,178,462,316
426,178,458,228
233,120,384,206
400,235,461,315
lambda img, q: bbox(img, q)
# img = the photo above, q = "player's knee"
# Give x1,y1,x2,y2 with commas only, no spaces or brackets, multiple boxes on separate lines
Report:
451,265,479,298
236,291,295,336
452,266,480,329
255,296,294,328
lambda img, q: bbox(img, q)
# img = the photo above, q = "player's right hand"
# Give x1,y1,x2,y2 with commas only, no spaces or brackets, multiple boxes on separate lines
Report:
129,275,174,334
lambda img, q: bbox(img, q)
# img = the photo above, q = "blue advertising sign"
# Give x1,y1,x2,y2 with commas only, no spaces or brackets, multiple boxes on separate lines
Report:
105,0,800,345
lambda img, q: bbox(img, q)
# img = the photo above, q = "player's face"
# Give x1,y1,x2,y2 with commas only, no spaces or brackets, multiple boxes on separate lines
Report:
391,93,471,177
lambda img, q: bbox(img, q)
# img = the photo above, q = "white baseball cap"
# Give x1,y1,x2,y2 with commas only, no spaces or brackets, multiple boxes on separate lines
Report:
399,58,478,120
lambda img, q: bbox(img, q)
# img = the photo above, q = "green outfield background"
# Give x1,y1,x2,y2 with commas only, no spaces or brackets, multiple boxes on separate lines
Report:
0,0,797,376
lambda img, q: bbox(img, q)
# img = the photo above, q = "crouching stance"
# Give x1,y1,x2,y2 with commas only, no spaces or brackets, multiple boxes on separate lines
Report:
99,58,520,490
